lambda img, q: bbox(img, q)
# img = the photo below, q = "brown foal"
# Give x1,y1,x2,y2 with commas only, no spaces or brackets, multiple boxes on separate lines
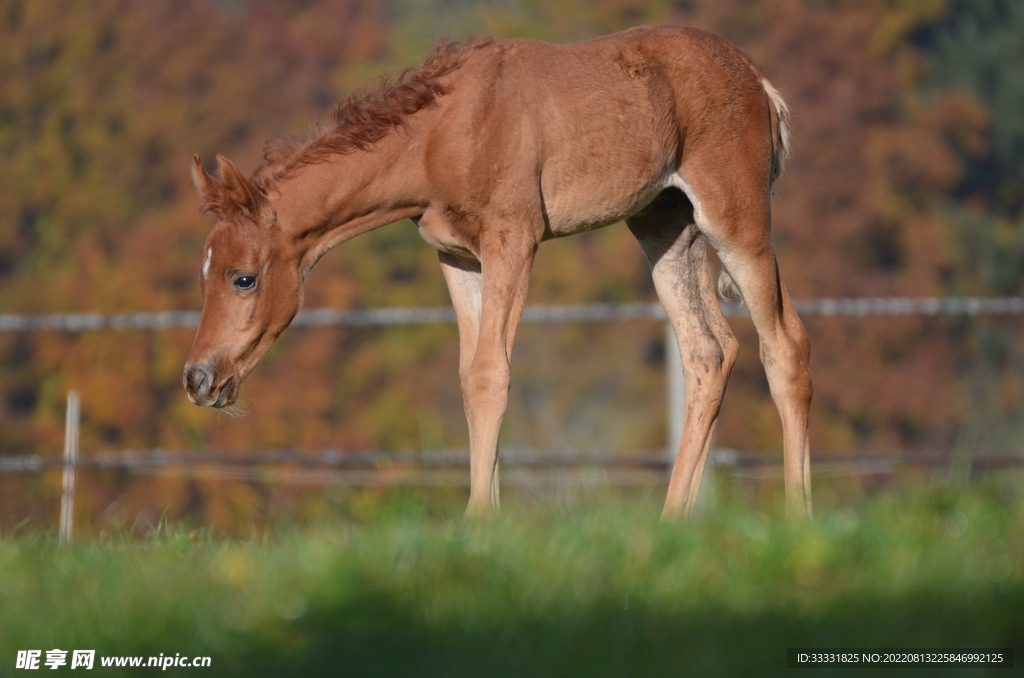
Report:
183,25,813,519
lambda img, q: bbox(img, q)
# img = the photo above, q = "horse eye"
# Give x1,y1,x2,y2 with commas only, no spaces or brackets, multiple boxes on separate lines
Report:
233,275,257,290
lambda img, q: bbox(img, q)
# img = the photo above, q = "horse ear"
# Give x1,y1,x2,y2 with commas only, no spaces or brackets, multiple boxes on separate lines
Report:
216,154,259,218
191,154,221,214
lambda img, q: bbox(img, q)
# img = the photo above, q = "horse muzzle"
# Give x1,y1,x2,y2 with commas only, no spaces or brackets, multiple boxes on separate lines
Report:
183,361,239,408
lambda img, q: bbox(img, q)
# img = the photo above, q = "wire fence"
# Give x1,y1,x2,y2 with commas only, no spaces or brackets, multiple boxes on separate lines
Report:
4,446,1022,482
3,296,1024,333
2,297,1022,536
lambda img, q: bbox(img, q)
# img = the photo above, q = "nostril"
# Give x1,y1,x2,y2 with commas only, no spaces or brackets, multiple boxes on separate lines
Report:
185,365,211,395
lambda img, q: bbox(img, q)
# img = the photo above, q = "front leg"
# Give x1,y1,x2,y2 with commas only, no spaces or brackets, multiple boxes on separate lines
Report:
438,231,537,518
437,252,490,510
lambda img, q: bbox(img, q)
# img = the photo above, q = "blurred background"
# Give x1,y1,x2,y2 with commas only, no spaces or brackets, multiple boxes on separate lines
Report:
2,0,1024,533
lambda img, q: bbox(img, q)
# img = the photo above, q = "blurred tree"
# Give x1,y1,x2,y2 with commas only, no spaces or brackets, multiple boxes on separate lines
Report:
910,0,1024,456
0,0,397,532
917,0,1024,217
4,0,1024,533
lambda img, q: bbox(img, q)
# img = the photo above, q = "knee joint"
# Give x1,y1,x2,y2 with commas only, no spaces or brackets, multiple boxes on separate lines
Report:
682,342,729,389
762,343,812,404
461,361,511,400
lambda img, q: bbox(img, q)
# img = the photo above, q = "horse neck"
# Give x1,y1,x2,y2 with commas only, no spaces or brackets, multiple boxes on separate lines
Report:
271,131,429,274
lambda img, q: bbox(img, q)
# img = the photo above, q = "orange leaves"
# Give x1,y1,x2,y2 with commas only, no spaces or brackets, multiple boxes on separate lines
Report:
0,0,1019,532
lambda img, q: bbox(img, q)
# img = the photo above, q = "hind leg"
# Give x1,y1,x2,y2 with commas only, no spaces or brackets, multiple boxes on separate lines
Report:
730,261,811,517
679,169,813,518
628,194,738,519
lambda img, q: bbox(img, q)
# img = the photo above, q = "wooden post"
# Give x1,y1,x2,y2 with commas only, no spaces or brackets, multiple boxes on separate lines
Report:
59,391,79,544
666,323,684,461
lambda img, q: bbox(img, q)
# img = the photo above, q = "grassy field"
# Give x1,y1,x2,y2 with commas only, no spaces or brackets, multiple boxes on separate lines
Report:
0,477,1022,676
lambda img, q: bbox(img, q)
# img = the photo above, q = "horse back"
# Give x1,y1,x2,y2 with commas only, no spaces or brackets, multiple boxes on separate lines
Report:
422,26,775,238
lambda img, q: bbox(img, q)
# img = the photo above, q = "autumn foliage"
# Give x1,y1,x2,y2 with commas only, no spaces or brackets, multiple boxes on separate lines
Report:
1,0,1022,532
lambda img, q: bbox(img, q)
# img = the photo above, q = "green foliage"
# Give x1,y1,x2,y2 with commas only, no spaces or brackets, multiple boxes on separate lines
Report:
912,0,1024,453
919,0,1024,216
0,482,1022,676
945,209,1024,297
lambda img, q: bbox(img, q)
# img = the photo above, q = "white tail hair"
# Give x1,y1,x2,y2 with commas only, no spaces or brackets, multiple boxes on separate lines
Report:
761,77,791,181
717,268,742,304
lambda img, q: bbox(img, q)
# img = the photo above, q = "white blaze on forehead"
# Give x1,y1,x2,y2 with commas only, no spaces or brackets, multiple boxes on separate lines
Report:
202,248,212,279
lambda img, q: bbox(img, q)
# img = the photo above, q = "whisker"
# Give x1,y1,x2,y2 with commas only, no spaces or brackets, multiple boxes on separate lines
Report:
221,400,251,419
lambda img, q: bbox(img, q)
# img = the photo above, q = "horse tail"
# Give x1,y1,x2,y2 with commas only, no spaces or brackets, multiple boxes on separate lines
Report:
717,268,742,304
761,77,792,182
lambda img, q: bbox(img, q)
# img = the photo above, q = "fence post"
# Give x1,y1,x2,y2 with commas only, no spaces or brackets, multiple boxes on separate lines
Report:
666,323,684,460
59,391,79,544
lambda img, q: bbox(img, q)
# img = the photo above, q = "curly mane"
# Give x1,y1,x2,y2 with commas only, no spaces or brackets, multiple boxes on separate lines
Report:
254,37,493,191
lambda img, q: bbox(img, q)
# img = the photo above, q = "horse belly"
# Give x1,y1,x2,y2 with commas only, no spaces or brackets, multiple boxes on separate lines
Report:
541,184,652,237
535,84,673,236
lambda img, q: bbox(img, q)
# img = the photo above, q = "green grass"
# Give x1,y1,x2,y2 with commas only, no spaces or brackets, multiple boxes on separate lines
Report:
0,480,1022,676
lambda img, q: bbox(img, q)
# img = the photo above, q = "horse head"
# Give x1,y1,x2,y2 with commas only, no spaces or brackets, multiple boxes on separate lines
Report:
183,155,303,408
